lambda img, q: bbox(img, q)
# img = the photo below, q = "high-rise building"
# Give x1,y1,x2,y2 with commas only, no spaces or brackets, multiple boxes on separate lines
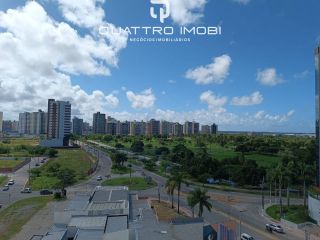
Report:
211,123,218,135
201,125,211,135
173,122,183,136
160,121,173,136
2,120,12,132
41,99,71,147
316,46,320,186
147,119,160,136
184,121,193,135
30,110,47,135
106,116,117,135
82,122,91,135
93,112,106,134
117,121,130,136
0,112,3,132
192,121,200,135
72,117,84,135
129,121,146,136
19,112,31,134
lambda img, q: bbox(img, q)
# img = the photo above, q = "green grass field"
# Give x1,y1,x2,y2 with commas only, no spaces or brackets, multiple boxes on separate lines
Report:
31,149,94,190
0,196,52,240
102,177,157,190
111,166,131,175
266,205,315,224
0,160,24,168
0,138,39,157
0,176,8,186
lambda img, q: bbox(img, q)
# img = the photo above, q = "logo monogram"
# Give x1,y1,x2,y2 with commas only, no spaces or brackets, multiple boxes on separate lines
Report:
150,0,170,23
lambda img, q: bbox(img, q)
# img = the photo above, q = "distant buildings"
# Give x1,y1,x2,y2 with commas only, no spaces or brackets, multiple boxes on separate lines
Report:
2,120,19,133
18,112,31,134
0,112,3,132
211,123,218,135
146,119,160,136
93,112,106,134
201,125,211,134
41,99,71,147
30,110,47,135
72,117,83,135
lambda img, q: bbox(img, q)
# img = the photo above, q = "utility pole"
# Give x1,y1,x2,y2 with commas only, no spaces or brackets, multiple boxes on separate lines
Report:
261,176,265,210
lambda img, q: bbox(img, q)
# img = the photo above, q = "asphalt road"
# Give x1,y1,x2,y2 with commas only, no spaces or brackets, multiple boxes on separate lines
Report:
0,157,45,208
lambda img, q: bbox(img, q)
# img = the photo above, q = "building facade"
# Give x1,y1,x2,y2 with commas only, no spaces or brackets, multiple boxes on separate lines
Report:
72,117,84,135
173,122,183,136
201,125,211,134
160,121,173,136
18,112,31,134
41,99,71,147
93,112,106,134
316,46,320,186
211,123,218,135
0,112,2,132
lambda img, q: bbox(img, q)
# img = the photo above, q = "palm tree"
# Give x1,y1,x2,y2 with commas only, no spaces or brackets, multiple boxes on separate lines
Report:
188,188,212,217
187,191,197,217
275,163,286,218
165,179,175,209
168,172,184,213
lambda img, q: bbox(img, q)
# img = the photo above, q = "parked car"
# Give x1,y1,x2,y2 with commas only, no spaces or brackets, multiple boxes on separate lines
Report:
2,186,9,191
40,189,53,195
21,188,32,193
40,160,45,163
241,233,255,240
266,223,284,233
35,163,40,167
96,176,102,181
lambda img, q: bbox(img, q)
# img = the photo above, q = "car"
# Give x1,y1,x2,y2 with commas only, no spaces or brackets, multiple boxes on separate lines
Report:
21,188,32,193
35,163,40,167
96,176,102,181
266,223,284,233
7,181,14,185
40,160,45,163
2,186,9,191
241,233,255,240
40,189,53,195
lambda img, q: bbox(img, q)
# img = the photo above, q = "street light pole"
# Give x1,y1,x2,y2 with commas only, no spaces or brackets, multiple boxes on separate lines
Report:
238,210,247,240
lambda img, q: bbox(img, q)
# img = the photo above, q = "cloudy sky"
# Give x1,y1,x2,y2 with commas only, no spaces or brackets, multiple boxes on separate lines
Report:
0,0,319,132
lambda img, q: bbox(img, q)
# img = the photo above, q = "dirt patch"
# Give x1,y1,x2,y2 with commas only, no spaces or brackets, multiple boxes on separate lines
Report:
150,200,186,222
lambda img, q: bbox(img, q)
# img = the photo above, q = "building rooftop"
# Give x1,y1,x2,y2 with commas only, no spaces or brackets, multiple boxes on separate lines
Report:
91,186,128,203
68,216,107,230
171,217,204,225
106,215,128,233
41,229,67,240
74,229,104,240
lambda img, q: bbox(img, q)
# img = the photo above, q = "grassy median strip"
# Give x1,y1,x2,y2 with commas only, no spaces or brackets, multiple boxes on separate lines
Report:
102,177,157,190
0,176,7,186
0,196,52,240
31,149,95,190
266,205,316,224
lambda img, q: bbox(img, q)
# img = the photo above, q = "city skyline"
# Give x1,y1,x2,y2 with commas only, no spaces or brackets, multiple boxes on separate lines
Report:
0,1,319,133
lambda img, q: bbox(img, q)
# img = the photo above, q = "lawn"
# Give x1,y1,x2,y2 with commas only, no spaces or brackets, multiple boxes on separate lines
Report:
0,176,7,186
0,196,52,240
266,205,316,224
102,177,157,190
246,153,281,168
0,160,24,168
0,138,39,157
30,149,95,190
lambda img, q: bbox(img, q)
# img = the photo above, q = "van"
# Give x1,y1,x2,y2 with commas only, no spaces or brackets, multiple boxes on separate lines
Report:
241,233,254,240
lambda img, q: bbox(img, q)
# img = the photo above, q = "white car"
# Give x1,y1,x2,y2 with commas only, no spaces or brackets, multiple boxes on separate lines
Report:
96,176,103,181
8,180,14,185
241,233,255,240
266,223,284,233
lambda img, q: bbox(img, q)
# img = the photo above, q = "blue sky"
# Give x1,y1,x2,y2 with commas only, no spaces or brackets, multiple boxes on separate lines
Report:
0,0,319,132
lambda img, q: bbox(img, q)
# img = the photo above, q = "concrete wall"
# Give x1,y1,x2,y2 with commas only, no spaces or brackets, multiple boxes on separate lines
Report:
308,195,320,224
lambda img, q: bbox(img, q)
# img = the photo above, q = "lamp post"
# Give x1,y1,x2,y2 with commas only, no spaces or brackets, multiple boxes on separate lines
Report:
128,164,132,184
238,209,247,240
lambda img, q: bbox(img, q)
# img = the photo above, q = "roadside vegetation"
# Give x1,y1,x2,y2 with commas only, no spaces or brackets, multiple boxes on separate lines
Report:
0,138,40,157
0,160,23,168
30,149,94,190
0,196,52,240
0,176,7,185
102,177,157,190
266,205,316,224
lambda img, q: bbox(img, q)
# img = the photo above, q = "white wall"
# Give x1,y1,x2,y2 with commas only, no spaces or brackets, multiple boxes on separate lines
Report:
308,194,320,224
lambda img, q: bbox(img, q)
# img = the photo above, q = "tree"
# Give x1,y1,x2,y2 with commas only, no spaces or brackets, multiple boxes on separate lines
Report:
30,168,41,178
165,179,175,209
113,152,127,166
169,172,184,213
188,188,212,217
46,148,58,158
131,140,144,153
46,162,61,177
187,191,197,217
55,168,76,197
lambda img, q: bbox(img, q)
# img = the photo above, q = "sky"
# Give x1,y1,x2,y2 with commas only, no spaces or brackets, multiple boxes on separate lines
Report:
0,0,319,133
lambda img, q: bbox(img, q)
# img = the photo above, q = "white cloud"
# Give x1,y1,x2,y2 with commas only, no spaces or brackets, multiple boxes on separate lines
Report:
58,0,105,28
200,91,228,113
126,89,156,109
168,80,176,84
254,110,294,123
170,0,207,25
105,94,119,108
186,54,232,85
257,68,284,86
233,0,251,5
294,70,309,79
231,91,263,106
0,1,125,120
